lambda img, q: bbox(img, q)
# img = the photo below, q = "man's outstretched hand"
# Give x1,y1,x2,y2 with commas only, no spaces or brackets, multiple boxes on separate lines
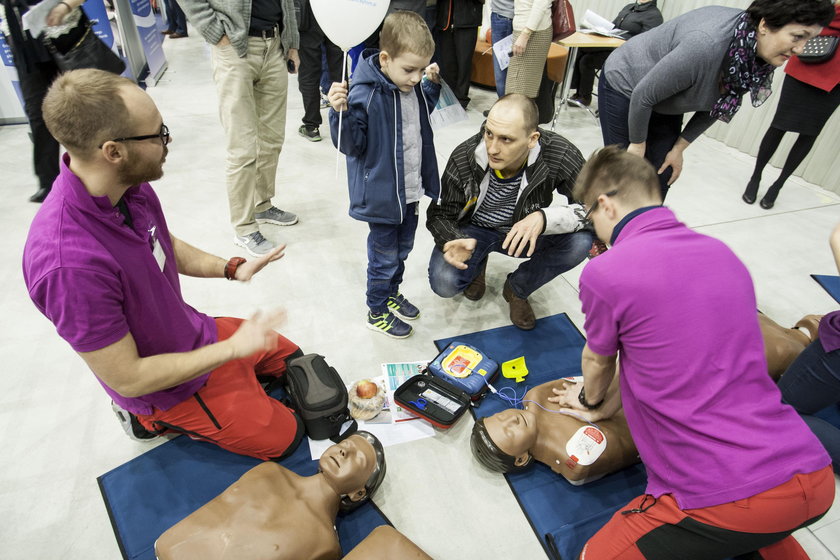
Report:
443,238,477,270
235,244,285,281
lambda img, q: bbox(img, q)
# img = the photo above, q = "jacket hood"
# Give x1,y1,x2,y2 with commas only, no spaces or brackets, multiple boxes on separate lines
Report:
353,49,400,92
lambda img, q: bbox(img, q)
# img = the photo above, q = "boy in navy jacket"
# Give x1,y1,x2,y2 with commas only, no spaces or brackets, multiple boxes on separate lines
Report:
328,11,441,338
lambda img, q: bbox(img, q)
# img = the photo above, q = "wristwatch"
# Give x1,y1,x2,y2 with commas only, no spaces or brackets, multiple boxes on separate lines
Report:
578,385,604,410
224,257,247,281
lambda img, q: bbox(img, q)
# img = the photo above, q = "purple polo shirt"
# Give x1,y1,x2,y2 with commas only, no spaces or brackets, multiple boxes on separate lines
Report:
580,207,829,509
23,155,217,415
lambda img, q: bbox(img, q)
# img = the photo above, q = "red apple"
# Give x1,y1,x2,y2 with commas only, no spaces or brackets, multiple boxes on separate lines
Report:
355,380,378,399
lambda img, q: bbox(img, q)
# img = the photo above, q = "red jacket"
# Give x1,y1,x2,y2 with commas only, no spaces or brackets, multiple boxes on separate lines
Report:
786,5,840,92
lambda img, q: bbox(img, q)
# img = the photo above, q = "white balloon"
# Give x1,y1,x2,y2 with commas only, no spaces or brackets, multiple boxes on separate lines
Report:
309,0,389,52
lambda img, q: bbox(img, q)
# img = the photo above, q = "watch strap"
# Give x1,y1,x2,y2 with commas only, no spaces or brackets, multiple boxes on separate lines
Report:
224,257,247,280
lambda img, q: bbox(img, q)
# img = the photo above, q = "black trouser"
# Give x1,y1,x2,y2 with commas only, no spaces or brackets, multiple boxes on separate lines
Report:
297,23,343,128
570,47,613,98
437,26,477,108
12,53,61,192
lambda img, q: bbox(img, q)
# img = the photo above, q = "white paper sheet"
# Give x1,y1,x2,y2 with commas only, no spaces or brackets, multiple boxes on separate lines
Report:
491,33,513,71
22,0,59,38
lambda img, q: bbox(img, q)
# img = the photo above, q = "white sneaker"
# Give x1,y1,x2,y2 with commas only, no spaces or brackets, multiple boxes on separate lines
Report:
255,206,298,226
111,401,158,441
234,231,275,256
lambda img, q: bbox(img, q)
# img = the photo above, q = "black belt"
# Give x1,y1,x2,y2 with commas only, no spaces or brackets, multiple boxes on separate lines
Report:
248,25,278,38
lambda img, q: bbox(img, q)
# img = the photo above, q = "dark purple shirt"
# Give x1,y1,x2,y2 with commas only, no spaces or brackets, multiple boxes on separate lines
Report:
23,155,217,415
819,310,840,353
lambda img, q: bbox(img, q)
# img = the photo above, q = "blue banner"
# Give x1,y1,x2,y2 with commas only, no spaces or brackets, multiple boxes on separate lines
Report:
127,0,166,83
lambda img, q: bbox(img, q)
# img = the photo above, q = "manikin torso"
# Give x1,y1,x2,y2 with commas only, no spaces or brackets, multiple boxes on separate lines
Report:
525,380,639,485
155,462,342,560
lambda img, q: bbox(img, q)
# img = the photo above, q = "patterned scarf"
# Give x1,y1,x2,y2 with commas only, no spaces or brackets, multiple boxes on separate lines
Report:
711,11,776,123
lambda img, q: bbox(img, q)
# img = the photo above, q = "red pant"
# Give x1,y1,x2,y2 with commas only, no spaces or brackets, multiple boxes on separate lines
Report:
582,465,835,560
137,317,300,460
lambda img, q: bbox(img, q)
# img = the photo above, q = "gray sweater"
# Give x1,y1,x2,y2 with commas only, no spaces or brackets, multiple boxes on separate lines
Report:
178,0,299,58
603,6,742,144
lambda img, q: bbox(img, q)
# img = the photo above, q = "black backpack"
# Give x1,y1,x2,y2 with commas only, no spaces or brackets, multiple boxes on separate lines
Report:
285,354,356,441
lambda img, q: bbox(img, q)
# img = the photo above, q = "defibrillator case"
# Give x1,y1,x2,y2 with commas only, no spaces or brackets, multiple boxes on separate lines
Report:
393,374,471,429
427,341,500,401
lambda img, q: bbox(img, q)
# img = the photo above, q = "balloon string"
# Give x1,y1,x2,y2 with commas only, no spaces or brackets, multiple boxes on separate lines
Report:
335,50,348,181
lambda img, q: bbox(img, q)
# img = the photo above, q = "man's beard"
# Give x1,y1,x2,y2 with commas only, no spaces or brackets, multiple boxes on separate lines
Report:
117,148,166,186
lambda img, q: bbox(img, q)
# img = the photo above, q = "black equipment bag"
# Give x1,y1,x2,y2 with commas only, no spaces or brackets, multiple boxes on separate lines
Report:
285,353,356,441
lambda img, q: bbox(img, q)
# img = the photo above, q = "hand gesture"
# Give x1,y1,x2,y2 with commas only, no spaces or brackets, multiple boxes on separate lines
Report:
503,211,544,257
442,238,477,270
46,2,71,26
235,244,285,281
424,63,441,84
658,147,684,185
512,32,529,56
547,381,584,409
228,309,286,359
328,81,349,112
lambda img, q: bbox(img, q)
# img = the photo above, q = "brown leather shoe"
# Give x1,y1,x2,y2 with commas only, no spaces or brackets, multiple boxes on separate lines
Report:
503,279,536,330
463,258,487,301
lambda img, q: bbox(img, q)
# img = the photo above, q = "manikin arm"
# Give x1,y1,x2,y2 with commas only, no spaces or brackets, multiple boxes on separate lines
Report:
831,222,840,275
343,526,432,560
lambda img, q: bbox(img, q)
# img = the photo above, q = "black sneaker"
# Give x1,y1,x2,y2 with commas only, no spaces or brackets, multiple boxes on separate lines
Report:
111,401,158,441
367,310,413,338
386,293,420,320
298,125,321,142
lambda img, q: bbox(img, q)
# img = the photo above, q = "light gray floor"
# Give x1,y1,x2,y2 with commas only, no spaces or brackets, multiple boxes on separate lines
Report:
2,35,840,559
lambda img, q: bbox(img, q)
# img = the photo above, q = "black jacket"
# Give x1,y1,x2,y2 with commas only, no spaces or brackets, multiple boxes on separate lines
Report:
436,0,484,30
427,126,587,249
613,1,663,38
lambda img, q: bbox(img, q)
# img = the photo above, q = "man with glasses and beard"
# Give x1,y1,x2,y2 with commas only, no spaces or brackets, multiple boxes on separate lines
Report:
22,69,305,462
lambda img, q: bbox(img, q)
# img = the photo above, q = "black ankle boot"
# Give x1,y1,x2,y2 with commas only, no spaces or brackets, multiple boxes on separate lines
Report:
742,179,760,204
759,183,783,209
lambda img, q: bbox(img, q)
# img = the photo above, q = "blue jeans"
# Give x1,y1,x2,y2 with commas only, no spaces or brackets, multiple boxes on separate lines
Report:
366,203,419,314
598,74,683,200
777,339,840,470
428,224,592,299
164,0,187,35
491,12,513,98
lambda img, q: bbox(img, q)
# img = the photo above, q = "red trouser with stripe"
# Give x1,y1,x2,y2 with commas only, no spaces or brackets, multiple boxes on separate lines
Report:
581,465,835,560
136,317,301,461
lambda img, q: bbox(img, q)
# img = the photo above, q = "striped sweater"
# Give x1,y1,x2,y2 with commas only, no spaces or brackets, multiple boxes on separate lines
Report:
426,126,587,249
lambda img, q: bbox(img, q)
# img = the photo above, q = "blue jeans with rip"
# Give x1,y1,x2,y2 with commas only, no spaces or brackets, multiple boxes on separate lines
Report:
428,224,592,299
598,74,683,200
777,338,840,470
491,12,513,98
366,203,419,314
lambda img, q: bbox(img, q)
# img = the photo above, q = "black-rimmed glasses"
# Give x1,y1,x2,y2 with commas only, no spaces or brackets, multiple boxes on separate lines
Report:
583,189,619,224
100,123,170,149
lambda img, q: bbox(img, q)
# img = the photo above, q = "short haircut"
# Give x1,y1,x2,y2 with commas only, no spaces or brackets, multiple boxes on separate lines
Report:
470,417,534,473
339,431,387,512
493,93,539,134
379,11,435,59
42,69,136,158
572,145,662,208
746,0,834,28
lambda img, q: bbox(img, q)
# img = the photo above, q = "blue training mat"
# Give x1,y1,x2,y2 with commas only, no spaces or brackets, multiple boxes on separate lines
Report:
435,313,648,560
98,422,390,560
811,274,840,304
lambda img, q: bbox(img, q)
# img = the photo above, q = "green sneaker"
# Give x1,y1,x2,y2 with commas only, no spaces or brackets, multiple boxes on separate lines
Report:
367,310,413,339
386,293,420,320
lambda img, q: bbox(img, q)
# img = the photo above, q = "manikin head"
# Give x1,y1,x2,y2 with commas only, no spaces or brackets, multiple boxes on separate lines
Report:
378,11,435,92
42,68,171,188
483,94,540,178
318,431,386,512
471,410,538,473
572,146,663,245
746,0,834,66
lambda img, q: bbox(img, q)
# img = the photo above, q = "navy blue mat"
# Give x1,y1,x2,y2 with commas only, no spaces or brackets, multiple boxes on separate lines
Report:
435,313,647,560
98,422,390,560
812,274,840,304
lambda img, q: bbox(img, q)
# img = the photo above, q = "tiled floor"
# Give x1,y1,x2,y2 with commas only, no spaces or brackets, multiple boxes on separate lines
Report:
1,35,839,560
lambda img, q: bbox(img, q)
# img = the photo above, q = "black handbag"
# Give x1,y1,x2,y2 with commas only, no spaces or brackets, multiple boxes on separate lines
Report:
798,35,839,64
46,24,126,74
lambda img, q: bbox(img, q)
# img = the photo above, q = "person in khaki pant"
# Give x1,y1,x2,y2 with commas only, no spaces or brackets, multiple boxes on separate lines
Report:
179,0,300,256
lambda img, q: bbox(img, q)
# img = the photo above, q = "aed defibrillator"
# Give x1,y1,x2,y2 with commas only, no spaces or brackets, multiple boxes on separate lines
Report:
427,342,499,400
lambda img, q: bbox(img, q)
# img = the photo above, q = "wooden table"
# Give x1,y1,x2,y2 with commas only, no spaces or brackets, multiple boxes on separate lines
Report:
551,32,626,129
